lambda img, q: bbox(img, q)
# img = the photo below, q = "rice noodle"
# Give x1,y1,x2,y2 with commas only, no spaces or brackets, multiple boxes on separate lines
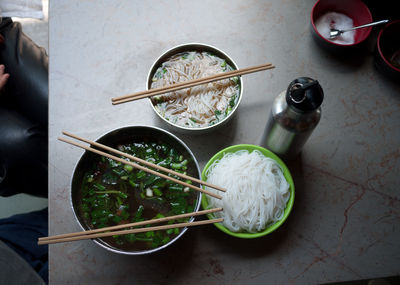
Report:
205,150,290,233
151,51,240,128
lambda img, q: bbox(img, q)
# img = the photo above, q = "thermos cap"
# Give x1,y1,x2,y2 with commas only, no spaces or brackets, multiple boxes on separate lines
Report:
286,77,324,112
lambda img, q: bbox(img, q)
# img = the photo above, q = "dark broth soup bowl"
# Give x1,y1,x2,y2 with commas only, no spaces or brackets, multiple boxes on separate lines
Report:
70,125,202,255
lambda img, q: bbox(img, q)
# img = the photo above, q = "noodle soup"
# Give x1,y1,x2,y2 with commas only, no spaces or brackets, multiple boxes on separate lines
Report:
71,126,202,254
147,44,242,133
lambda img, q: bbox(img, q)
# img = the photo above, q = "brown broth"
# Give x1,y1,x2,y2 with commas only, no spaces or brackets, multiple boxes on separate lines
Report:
76,138,199,251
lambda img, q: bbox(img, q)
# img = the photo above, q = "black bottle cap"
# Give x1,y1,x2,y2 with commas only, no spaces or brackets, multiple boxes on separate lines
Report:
286,77,324,112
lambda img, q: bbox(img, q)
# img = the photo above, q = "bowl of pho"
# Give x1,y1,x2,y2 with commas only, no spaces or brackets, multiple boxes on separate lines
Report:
70,126,202,255
147,43,243,134
201,144,294,238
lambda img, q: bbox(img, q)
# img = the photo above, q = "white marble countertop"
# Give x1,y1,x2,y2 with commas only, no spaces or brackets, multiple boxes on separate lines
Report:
49,1,400,284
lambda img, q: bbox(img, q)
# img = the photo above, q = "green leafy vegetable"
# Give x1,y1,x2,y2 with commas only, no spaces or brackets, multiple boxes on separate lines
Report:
80,139,198,250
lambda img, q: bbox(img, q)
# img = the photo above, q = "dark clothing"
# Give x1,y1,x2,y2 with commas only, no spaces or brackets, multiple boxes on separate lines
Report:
0,17,49,284
0,208,48,284
0,107,47,197
0,17,48,198
0,17,48,126
0,240,45,285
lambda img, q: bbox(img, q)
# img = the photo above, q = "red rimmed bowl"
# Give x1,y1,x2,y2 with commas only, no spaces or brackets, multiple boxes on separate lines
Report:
375,20,400,82
311,0,373,51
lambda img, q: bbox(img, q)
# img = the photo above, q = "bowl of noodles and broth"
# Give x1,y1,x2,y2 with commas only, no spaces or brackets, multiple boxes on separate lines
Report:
201,144,295,238
70,126,202,255
147,43,243,134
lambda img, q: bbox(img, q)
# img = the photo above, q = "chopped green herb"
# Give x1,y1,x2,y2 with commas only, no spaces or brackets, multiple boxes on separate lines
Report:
79,139,198,251
124,164,133,172
231,76,239,84
93,183,106,191
125,234,136,243
153,188,163,196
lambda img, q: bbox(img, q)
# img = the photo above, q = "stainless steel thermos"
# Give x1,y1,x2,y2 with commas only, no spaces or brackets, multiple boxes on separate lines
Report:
260,77,324,160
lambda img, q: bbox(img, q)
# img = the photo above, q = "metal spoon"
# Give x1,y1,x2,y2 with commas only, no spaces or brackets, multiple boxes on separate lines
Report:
329,19,389,39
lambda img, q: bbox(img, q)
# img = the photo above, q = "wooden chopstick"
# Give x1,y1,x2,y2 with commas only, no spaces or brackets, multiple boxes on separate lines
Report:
62,131,226,193
59,136,223,200
39,208,222,243
38,218,223,245
111,63,275,105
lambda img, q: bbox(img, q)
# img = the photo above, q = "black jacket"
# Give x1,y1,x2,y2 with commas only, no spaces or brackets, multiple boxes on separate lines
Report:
0,18,48,197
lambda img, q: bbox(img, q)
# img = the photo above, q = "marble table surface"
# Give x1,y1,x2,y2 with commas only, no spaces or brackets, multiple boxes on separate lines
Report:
49,1,400,284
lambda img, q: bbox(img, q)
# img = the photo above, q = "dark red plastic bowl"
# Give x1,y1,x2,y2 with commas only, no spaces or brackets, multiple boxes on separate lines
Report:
375,20,400,82
311,0,373,49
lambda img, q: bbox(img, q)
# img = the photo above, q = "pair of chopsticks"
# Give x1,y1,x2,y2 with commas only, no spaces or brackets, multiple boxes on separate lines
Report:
60,131,225,199
111,63,275,105
38,208,223,245
39,133,226,245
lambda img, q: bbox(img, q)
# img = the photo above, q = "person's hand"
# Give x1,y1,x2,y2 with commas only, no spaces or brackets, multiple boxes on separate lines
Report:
0,34,9,90
0,64,9,91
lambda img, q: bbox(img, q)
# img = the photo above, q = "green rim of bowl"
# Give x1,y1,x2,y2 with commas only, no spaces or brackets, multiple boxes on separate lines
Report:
201,144,295,239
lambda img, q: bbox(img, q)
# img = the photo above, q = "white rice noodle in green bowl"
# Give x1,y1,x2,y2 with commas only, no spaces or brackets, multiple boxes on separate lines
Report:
201,144,295,238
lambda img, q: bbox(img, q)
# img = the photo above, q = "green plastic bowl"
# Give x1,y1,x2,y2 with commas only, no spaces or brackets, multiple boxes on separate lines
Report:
201,144,295,238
